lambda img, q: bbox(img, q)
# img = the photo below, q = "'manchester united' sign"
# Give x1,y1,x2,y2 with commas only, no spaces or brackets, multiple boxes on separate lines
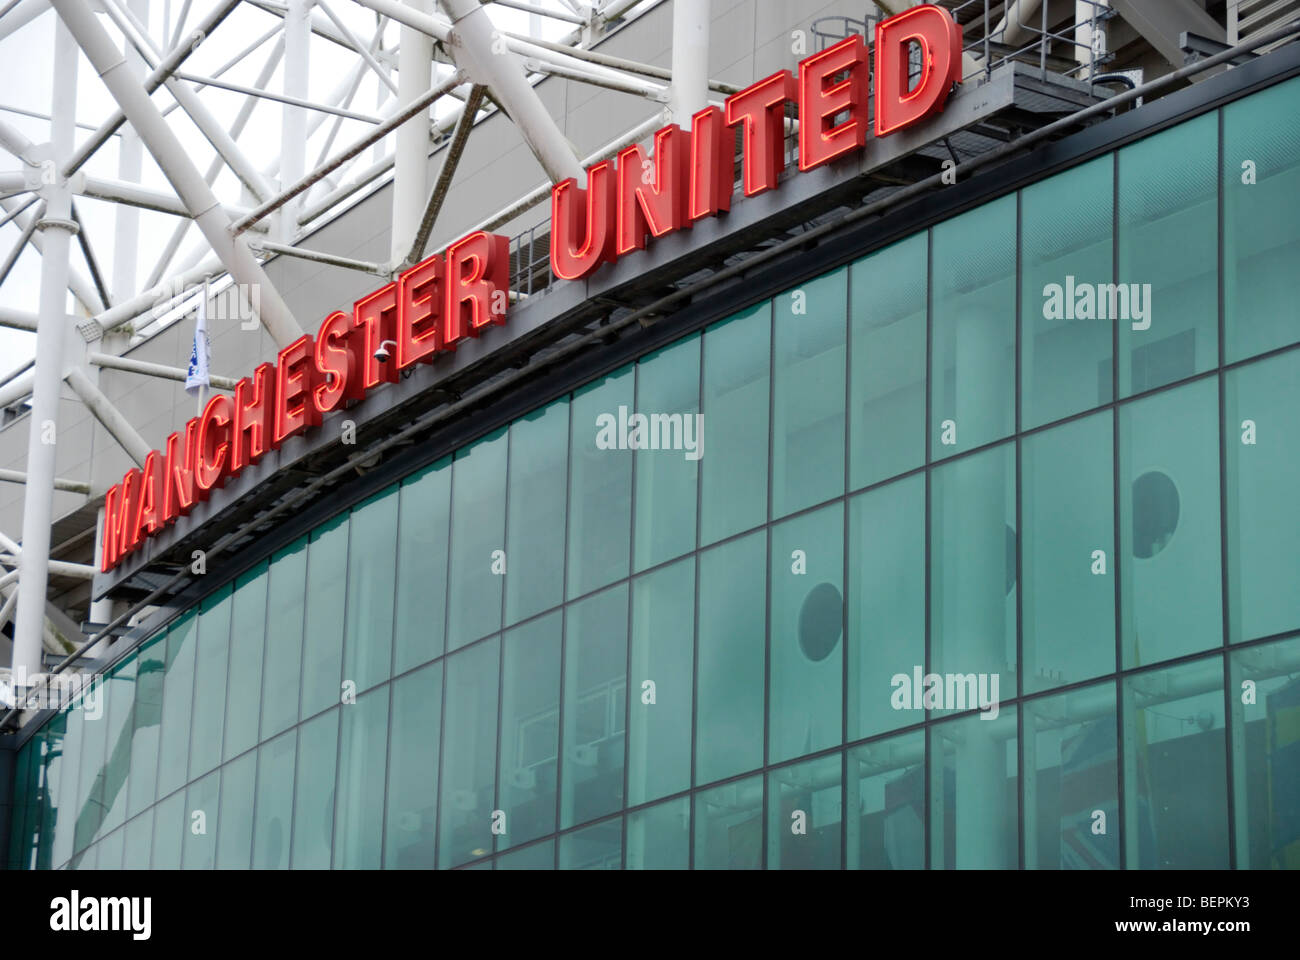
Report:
101,5,963,573
549,4,962,280
100,232,509,571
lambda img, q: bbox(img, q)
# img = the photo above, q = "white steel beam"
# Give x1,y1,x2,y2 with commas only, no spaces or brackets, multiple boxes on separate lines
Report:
102,0,277,203
13,18,77,687
437,0,585,183
279,0,313,239
0,469,92,496
669,0,709,127
0,196,106,315
50,0,304,347
63,367,153,467
393,0,436,262
87,352,239,390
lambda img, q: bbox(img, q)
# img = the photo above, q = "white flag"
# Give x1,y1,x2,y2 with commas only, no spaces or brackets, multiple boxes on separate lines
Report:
184,291,210,397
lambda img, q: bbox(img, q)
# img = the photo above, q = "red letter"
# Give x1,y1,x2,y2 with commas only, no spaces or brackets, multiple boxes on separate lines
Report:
314,310,362,416
113,468,141,559
196,394,233,494
616,124,690,256
725,70,798,197
550,160,617,281
689,105,734,223
354,283,400,391
162,420,199,524
874,5,962,138
274,334,321,446
133,451,163,543
397,254,444,368
799,35,869,172
445,231,509,347
231,363,276,474
101,483,122,572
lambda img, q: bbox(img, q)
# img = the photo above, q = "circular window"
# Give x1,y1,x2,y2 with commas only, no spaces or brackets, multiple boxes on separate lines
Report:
798,582,843,662
1132,470,1180,559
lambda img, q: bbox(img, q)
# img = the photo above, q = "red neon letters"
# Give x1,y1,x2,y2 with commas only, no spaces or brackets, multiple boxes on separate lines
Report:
101,230,513,572
550,5,962,277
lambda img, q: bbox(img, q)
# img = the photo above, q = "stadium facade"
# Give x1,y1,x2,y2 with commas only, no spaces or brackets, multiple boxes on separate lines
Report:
1,0,1298,871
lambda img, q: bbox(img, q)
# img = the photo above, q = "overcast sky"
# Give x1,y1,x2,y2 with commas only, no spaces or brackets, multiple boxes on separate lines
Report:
0,0,595,381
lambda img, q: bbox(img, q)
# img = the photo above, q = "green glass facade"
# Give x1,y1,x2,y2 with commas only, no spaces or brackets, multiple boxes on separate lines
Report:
7,74,1300,872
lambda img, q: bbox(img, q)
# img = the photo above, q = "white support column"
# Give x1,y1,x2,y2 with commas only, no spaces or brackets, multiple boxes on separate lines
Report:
111,0,148,306
280,0,313,240
393,0,435,262
668,0,709,128
13,17,78,689
50,0,306,348
437,0,585,184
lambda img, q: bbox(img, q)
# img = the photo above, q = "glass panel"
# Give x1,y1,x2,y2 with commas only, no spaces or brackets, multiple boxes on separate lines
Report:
342,487,399,691
1225,351,1300,642
122,810,152,870
849,232,927,489
559,817,622,869
770,502,844,764
1224,74,1300,362
930,710,1018,868
633,333,701,571
252,729,296,869
1119,113,1217,396
1119,376,1222,667
932,195,1017,458
393,459,451,673
334,685,389,868
52,706,81,867
98,657,136,840
695,530,766,785
626,796,689,869
1025,682,1119,869
767,754,842,870
931,442,1017,708
73,676,108,855
498,613,561,851
694,774,762,869
848,475,924,741
261,537,307,740
568,368,634,599
181,768,220,870
628,557,694,806
1022,156,1113,428
385,662,442,869
150,789,184,869
846,730,925,869
301,515,348,721
446,429,508,651
496,839,554,869
505,402,569,625
127,636,165,818
700,302,770,545
189,584,233,780
1022,413,1116,693
290,709,339,869
8,743,30,869
1122,656,1228,868
560,584,628,829
97,828,124,870
438,637,500,868
772,268,847,517
224,562,269,761
215,751,256,869
38,720,65,869
1228,635,1300,869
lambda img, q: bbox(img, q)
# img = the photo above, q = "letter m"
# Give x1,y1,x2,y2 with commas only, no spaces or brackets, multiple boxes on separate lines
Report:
946,673,978,712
